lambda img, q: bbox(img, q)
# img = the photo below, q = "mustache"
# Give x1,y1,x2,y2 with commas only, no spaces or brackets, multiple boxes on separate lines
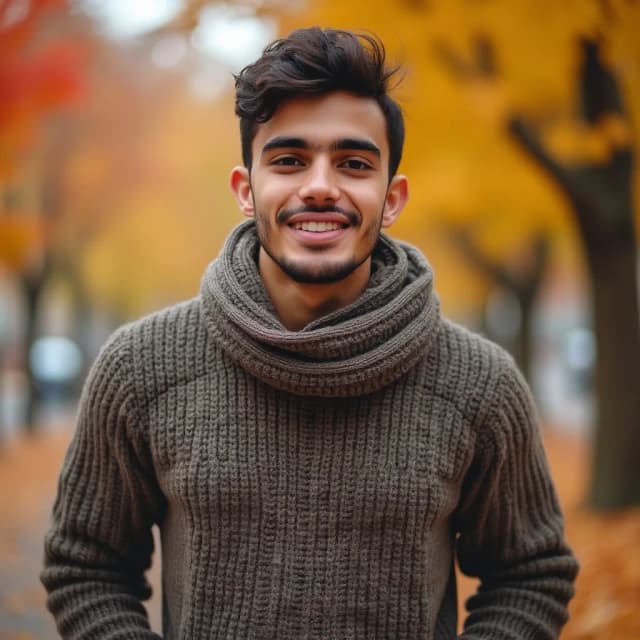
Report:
277,205,360,226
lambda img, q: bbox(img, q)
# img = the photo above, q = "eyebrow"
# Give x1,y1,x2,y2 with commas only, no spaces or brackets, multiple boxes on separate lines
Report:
261,136,381,157
334,138,380,156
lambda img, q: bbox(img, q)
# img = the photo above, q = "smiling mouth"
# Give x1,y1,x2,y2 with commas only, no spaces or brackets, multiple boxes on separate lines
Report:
291,221,348,232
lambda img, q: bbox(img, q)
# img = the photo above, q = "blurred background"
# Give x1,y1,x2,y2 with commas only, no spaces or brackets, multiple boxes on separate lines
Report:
1,0,639,638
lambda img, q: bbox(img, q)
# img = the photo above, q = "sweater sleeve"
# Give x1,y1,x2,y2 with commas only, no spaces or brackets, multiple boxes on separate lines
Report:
41,328,165,639
454,356,578,640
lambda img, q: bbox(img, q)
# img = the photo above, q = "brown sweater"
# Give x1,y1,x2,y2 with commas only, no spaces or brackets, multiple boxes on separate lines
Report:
42,221,577,639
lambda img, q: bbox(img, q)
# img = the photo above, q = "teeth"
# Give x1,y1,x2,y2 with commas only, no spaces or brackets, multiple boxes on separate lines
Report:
293,221,341,232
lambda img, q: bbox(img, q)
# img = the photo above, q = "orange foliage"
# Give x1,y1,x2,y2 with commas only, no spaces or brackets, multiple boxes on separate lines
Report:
0,0,84,176
0,213,44,270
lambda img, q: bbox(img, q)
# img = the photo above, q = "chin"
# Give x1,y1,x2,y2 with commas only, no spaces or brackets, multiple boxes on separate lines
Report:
278,257,361,285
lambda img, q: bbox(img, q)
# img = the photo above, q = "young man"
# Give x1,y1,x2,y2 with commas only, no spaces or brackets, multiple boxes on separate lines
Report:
42,27,578,639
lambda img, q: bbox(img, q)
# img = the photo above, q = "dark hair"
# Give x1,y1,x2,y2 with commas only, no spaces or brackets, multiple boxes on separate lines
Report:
234,27,405,178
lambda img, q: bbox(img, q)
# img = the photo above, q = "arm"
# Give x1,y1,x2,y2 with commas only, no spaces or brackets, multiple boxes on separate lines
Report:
454,358,578,639
41,328,165,639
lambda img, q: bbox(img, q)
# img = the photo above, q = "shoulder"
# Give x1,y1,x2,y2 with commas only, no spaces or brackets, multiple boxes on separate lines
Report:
93,297,209,408
115,297,204,351
433,320,541,454
424,318,523,428
435,318,515,375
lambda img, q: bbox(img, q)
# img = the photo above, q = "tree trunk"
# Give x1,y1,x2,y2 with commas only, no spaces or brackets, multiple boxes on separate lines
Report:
445,224,549,384
508,115,640,508
22,271,46,434
584,230,640,507
517,295,533,383
59,257,92,391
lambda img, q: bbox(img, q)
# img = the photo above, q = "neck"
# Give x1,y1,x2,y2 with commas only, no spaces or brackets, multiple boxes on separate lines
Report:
258,248,371,331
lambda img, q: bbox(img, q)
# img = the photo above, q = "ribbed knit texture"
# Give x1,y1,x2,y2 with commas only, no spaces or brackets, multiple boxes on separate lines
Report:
42,222,577,639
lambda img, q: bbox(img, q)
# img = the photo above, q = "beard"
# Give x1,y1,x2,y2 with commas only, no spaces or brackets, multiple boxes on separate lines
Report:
260,249,363,284
253,203,383,285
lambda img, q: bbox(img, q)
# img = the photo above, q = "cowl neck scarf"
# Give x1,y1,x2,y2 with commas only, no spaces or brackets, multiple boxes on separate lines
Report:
200,220,441,397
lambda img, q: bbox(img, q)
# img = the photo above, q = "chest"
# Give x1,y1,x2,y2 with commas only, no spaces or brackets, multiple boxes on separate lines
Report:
148,368,475,532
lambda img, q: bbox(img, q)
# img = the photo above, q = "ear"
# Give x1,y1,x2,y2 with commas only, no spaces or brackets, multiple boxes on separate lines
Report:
230,166,254,218
381,174,409,229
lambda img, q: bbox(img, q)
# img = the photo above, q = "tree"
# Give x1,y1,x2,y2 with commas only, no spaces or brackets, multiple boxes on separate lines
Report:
445,222,551,382
508,36,640,508
1,0,84,432
433,33,552,383
4,0,244,435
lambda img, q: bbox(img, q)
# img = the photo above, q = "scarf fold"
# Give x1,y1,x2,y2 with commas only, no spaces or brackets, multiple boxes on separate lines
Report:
200,221,441,397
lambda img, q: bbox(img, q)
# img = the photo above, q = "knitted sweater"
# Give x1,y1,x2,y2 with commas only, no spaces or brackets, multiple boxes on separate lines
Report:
42,221,577,639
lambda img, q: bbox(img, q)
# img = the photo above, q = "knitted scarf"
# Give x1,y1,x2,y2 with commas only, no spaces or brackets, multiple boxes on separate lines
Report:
200,220,441,397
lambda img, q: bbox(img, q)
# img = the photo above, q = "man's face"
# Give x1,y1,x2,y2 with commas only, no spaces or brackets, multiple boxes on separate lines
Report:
231,91,408,285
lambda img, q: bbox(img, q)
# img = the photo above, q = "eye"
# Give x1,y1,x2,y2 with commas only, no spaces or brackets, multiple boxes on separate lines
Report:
271,155,304,167
339,158,372,171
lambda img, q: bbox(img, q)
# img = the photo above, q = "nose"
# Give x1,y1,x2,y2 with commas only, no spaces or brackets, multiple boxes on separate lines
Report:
298,158,340,203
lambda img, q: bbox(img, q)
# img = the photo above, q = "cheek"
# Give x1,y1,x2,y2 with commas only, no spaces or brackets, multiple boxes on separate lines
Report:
254,177,294,209
352,185,388,215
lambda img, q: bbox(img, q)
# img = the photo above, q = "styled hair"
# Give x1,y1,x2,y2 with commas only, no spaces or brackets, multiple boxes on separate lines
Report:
234,27,405,178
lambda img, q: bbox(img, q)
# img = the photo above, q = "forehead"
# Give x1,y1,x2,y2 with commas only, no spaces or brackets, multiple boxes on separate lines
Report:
252,91,388,156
